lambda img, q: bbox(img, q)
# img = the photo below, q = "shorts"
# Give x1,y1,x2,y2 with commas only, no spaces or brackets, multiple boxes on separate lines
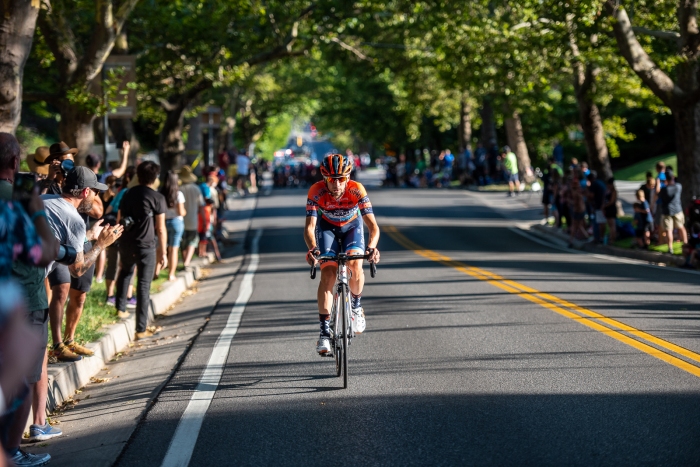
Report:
166,217,185,248
506,172,519,183
595,209,607,225
635,221,651,238
49,242,95,293
315,216,365,269
663,212,686,231
182,230,199,248
25,308,48,384
542,189,552,206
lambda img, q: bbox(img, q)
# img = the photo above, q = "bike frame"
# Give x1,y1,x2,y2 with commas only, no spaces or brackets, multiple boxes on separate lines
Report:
310,252,376,388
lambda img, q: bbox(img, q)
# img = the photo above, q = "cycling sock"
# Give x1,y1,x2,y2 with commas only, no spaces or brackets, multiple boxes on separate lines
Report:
319,314,330,336
351,292,361,309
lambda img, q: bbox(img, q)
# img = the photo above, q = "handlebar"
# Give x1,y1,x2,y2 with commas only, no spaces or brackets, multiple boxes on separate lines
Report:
309,252,377,279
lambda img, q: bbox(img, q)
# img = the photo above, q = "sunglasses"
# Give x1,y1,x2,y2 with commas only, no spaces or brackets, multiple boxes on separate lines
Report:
325,176,349,183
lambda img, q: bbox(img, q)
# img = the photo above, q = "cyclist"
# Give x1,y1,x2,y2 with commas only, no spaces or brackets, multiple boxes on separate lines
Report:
304,154,380,355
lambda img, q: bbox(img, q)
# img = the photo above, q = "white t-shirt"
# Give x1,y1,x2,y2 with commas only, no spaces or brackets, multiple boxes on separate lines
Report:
42,194,86,275
165,190,186,220
236,155,250,175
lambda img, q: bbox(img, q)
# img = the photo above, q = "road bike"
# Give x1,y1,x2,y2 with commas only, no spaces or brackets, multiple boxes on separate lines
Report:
310,252,376,389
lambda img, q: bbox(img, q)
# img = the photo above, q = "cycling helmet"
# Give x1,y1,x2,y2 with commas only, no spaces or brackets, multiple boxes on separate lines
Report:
320,153,353,178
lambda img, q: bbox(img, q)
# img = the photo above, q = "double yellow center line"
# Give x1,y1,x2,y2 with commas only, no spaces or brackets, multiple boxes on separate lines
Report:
384,225,700,379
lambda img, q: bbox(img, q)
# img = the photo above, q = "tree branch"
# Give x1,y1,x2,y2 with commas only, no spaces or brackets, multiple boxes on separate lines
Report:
330,37,370,60
38,0,78,82
74,0,140,85
631,26,681,42
678,0,700,48
604,0,683,107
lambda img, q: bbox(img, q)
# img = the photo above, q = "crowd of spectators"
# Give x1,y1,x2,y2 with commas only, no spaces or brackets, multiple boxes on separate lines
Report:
0,133,229,466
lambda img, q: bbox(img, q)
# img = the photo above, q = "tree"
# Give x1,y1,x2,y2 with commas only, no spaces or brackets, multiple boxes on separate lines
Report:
604,0,700,203
27,0,140,158
0,0,40,134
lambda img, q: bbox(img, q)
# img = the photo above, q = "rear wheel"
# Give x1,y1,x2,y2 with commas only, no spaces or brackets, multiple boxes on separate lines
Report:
341,285,349,389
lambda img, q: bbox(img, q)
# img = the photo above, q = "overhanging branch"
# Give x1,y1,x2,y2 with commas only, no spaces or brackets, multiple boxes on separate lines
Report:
631,26,680,42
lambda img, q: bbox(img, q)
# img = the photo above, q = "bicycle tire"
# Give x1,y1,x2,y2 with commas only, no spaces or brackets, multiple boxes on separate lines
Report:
333,294,342,377
341,285,349,389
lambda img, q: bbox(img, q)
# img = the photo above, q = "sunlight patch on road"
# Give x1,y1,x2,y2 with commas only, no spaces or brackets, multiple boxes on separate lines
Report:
384,225,700,380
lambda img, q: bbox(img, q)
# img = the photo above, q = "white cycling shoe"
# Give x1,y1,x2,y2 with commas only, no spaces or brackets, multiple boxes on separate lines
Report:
316,335,331,354
352,307,366,334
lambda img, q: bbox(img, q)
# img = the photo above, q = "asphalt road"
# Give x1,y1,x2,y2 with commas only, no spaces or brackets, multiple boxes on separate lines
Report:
117,175,700,466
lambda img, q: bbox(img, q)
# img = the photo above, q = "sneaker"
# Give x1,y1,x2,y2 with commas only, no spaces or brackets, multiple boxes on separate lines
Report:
351,307,366,334
126,297,137,309
53,343,82,362
135,329,159,340
106,296,115,307
316,334,331,354
10,449,51,466
117,310,131,320
65,339,94,357
28,422,63,442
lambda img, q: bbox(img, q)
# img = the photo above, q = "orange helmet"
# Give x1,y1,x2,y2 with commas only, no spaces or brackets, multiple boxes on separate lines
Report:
320,153,353,178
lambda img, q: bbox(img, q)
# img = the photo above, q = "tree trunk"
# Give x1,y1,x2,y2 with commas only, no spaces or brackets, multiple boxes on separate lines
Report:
158,101,187,175
504,107,535,183
0,0,39,134
458,94,472,153
479,96,497,148
58,100,95,163
673,103,700,203
576,94,612,181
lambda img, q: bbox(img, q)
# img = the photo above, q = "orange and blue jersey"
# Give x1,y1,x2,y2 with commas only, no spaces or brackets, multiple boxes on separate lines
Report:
306,180,373,226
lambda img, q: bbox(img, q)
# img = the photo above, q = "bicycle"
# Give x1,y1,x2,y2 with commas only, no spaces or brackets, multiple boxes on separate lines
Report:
310,252,377,389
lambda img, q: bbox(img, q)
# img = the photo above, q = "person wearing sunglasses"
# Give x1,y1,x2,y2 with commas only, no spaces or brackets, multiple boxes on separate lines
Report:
304,153,381,355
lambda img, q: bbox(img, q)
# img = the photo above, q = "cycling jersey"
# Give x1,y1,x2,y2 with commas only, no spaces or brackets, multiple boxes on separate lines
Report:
306,180,373,226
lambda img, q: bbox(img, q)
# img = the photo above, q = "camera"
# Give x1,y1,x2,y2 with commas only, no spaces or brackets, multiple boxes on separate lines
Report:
56,244,77,266
59,159,75,178
120,216,135,232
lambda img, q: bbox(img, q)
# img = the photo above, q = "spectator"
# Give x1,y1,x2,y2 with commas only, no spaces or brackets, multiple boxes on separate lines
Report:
160,171,186,281
652,161,667,245
116,161,167,339
639,172,655,212
0,282,48,467
236,150,250,195
502,146,520,197
541,158,554,220
569,179,588,246
85,141,130,185
682,222,700,268
179,166,204,267
633,189,653,249
587,170,606,243
1,133,60,465
603,177,618,243
442,149,454,183
659,168,688,253
40,142,77,195
553,140,564,165
580,161,590,177
104,166,136,306
26,146,51,179
44,168,113,362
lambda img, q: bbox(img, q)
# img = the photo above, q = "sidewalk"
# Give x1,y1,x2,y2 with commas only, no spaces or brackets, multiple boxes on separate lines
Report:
22,189,258,464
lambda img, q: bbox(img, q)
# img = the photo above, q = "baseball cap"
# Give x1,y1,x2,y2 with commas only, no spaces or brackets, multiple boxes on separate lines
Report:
64,166,108,192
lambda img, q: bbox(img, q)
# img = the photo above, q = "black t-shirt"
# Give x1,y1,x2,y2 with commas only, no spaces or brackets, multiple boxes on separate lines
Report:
589,179,606,210
119,185,166,249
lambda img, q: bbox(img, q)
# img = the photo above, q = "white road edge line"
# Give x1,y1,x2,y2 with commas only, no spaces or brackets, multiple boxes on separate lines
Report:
161,228,263,467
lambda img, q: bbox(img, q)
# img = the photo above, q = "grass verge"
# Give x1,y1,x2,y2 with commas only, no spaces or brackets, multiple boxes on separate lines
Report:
614,153,677,181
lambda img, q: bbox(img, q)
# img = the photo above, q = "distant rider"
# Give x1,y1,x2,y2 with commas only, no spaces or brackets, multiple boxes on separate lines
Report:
304,154,380,354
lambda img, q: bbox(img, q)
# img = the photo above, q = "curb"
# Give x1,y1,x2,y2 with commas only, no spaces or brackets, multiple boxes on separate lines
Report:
529,223,686,267
44,253,216,415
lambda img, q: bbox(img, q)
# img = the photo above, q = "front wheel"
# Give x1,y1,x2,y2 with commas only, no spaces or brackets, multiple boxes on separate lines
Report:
332,294,342,377
341,285,349,389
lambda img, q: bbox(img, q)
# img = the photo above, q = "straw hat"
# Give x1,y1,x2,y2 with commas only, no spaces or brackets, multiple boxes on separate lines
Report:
27,146,51,175
178,166,197,184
